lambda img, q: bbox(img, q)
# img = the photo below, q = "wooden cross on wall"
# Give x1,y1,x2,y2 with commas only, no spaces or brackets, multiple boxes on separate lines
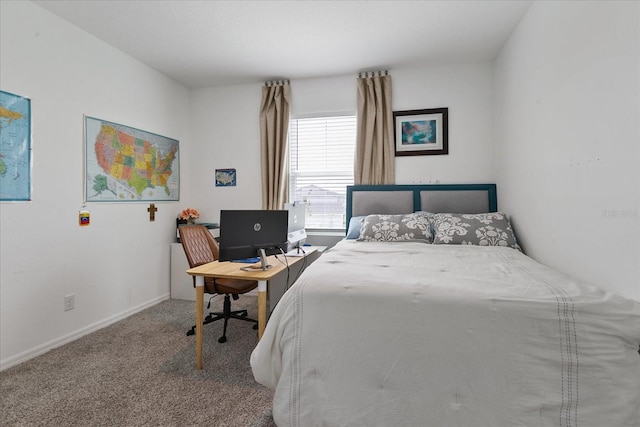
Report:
147,203,158,221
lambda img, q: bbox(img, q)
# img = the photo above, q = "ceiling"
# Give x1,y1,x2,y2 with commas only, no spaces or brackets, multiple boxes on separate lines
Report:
32,0,533,89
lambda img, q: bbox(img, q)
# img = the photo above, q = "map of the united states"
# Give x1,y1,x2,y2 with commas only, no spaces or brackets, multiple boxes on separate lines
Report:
93,123,178,199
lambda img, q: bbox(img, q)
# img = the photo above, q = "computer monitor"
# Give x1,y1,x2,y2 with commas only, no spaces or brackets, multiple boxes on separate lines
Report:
218,210,288,269
284,202,307,252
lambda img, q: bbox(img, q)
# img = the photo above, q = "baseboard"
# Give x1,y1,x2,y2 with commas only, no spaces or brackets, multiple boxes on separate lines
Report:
0,294,170,371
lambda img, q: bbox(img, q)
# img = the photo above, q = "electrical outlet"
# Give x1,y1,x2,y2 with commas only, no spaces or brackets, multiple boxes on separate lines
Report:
64,294,75,311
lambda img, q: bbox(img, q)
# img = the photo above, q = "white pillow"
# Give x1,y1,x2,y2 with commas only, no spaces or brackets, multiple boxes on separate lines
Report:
345,216,365,239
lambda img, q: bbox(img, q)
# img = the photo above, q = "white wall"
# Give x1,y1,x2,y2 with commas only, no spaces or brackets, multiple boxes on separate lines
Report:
494,1,640,300
187,83,264,219
0,1,190,368
189,64,495,225
393,64,494,185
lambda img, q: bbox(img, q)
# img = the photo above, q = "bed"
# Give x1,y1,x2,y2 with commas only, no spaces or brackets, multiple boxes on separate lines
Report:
250,184,640,427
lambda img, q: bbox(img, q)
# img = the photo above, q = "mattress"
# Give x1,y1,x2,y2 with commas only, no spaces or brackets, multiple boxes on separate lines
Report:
250,240,640,426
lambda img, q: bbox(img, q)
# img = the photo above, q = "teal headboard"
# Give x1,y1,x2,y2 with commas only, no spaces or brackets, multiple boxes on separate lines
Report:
345,184,497,233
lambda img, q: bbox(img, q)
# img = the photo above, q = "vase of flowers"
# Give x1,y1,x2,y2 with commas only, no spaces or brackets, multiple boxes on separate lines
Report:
179,208,200,224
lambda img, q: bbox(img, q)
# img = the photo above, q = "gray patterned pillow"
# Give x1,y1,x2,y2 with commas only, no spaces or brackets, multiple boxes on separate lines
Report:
431,212,521,250
358,213,433,242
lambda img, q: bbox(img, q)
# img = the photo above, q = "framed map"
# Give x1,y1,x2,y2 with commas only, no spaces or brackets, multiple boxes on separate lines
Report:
215,168,236,186
0,90,31,201
84,116,180,202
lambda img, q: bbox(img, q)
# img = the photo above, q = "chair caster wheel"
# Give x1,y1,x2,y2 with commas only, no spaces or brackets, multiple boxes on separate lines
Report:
253,324,259,330
218,336,227,343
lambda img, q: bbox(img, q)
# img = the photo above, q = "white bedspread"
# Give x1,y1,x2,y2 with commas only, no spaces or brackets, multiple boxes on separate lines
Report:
251,240,640,427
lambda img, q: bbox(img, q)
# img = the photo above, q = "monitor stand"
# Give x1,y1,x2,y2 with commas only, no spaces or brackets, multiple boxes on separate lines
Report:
258,248,272,270
239,248,273,271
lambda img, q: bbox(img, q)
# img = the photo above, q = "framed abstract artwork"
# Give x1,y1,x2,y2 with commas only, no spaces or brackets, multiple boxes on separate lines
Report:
393,108,448,156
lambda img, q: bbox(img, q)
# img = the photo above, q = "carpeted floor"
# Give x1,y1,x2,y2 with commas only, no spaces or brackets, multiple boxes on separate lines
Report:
0,296,276,427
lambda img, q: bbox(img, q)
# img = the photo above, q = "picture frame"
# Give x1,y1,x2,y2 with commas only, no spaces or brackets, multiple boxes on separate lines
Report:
393,108,448,156
0,90,32,201
215,168,236,187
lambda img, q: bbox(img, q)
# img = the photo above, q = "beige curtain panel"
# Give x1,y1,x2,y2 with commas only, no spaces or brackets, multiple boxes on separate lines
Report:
355,72,395,185
260,81,291,210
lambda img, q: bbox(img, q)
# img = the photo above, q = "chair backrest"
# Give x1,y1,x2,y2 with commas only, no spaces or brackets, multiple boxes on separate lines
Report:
178,225,220,268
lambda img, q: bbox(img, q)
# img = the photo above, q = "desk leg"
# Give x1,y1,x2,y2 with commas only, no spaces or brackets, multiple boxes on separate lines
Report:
257,279,267,340
195,276,204,370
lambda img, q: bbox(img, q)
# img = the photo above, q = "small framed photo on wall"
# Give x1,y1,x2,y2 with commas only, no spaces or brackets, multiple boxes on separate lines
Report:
215,168,236,186
393,108,448,156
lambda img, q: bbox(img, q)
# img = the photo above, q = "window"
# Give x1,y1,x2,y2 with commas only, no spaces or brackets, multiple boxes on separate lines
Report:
289,115,356,229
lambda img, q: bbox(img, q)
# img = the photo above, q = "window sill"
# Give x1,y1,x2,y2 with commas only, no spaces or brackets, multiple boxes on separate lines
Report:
306,229,346,237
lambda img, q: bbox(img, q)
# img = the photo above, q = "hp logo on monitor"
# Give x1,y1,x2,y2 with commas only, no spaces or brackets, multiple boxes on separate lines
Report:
253,223,261,232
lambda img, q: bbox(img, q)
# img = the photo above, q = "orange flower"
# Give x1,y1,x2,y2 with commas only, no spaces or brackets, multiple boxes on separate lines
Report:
179,208,200,221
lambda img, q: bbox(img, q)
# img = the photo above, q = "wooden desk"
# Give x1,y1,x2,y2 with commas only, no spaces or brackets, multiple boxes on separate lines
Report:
186,249,316,369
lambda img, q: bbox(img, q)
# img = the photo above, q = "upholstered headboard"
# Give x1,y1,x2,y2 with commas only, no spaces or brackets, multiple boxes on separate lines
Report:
345,184,497,233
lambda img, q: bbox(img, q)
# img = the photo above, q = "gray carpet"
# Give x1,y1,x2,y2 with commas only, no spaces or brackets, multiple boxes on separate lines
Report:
0,296,276,427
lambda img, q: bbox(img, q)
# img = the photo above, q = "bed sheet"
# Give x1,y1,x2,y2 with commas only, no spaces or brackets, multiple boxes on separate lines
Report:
251,240,640,427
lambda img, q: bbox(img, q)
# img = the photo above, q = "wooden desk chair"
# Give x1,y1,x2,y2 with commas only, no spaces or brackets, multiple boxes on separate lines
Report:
178,225,258,343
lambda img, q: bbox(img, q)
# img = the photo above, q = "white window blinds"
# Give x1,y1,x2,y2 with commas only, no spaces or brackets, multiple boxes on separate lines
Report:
289,115,356,229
